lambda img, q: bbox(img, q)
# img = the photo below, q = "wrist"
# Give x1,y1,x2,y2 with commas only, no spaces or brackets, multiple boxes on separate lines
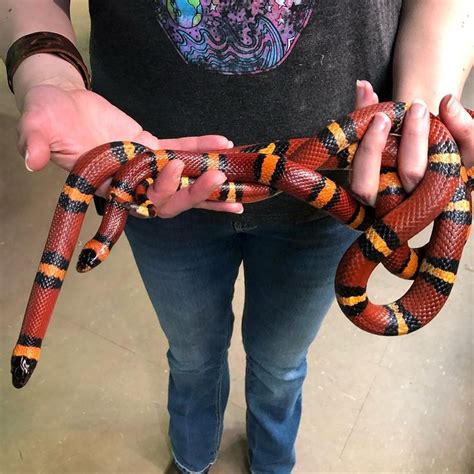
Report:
12,53,87,111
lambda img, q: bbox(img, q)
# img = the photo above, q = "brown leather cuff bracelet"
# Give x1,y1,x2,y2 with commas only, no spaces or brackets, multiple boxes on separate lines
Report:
5,31,92,93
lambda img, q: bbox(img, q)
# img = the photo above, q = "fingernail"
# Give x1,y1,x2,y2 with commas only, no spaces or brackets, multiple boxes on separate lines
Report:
446,95,460,115
236,206,244,214
373,112,390,130
357,196,371,207
356,80,367,98
228,140,234,149
24,150,34,172
410,99,427,119
216,175,227,186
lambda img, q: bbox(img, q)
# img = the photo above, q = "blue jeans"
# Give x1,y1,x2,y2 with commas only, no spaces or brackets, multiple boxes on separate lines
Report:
125,209,357,473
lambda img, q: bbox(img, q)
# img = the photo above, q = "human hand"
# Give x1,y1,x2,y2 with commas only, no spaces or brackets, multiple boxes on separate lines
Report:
439,94,474,170
19,85,159,172
17,84,242,215
349,80,430,206
145,142,243,218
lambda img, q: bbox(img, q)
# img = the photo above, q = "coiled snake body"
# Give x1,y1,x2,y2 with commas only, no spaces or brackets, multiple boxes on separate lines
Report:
11,102,474,388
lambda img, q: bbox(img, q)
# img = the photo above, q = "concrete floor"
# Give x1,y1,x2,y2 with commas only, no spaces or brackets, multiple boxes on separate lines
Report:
1,3,473,473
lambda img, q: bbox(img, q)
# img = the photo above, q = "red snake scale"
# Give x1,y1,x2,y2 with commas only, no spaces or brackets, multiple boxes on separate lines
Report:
11,102,474,388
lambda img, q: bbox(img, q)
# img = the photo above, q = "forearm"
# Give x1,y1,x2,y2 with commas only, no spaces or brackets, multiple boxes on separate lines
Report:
0,0,85,110
393,0,473,112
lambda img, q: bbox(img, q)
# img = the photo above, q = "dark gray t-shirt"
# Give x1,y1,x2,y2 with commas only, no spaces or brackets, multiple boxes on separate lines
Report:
89,0,402,222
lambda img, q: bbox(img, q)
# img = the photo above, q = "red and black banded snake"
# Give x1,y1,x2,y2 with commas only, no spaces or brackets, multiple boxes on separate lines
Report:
11,102,474,388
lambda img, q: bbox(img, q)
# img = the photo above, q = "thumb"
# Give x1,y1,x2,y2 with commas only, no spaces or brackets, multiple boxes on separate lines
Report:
17,113,52,172
439,95,474,169
22,131,51,171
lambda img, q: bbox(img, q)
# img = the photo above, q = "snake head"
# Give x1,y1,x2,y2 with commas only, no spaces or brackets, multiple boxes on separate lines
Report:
11,356,37,389
76,248,100,273
77,237,112,273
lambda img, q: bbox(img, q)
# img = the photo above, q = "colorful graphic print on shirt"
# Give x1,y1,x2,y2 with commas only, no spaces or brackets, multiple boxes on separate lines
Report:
152,0,314,74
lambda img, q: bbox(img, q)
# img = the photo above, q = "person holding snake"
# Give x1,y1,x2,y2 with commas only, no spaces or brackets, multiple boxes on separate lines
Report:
1,1,473,473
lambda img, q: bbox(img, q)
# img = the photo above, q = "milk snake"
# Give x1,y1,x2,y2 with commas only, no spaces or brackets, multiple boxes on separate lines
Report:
11,102,474,388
